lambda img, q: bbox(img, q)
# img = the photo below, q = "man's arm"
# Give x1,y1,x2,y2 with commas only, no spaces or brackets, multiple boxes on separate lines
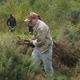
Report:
36,27,46,46
31,26,46,47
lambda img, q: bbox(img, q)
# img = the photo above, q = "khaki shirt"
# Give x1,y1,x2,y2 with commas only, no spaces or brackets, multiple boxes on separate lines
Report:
33,20,53,53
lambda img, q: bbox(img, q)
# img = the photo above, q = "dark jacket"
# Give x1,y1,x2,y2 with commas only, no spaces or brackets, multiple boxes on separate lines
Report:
7,17,16,26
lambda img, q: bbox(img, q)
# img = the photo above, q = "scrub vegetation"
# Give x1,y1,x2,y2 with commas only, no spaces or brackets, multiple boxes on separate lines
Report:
0,0,80,80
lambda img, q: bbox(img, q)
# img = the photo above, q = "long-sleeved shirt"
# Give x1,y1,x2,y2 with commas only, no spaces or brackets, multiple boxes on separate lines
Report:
33,20,53,53
7,17,16,26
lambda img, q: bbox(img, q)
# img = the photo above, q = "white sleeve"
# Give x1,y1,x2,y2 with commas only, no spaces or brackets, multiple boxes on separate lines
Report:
30,39,37,46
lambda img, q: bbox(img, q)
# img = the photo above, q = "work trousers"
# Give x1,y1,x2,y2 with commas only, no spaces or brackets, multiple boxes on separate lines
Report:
31,47,53,73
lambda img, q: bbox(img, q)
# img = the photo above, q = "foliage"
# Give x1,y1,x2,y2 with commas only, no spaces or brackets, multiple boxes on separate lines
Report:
0,36,43,80
49,0,71,23
0,0,80,80
0,0,80,30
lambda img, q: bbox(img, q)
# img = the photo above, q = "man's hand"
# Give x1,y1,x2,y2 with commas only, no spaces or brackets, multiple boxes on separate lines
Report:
30,42,35,47
30,40,37,48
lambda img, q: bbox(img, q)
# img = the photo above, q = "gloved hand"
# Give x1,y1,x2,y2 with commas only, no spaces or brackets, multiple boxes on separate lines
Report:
30,40,37,48
30,42,35,47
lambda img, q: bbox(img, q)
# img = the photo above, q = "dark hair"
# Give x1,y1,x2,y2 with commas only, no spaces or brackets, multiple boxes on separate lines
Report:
38,15,40,19
10,12,13,16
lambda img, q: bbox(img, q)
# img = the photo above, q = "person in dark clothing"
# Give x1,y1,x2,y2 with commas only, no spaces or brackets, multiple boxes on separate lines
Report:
27,24,33,34
7,13,16,33
38,15,43,21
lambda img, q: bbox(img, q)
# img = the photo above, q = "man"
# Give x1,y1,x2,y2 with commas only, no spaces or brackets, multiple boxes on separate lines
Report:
25,12,53,74
27,15,43,35
7,13,16,33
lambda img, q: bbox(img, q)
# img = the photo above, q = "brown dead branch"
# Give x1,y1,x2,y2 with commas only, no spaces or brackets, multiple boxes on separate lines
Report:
16,37,79,68
16,36,30,46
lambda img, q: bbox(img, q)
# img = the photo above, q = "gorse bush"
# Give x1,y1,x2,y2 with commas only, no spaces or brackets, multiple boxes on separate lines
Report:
70,9,80,24
49,0,71,23
0,37,43,80
62,26,80,43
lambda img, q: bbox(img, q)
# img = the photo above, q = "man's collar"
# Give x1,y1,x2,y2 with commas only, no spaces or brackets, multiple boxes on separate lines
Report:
33,20,40,30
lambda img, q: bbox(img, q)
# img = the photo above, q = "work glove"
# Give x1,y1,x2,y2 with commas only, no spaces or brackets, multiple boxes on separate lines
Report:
30,39,37,48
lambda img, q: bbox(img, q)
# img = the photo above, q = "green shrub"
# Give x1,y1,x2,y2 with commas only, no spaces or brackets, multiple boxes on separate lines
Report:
0,37,43,80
